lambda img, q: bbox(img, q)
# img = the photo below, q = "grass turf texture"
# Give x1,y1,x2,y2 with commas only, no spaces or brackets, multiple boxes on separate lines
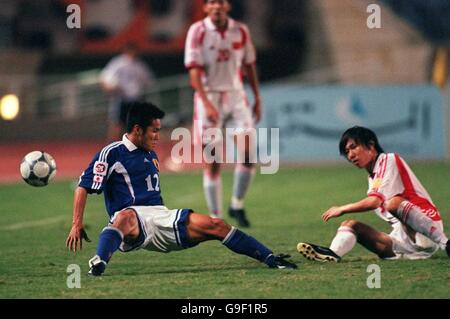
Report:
0,163,449,298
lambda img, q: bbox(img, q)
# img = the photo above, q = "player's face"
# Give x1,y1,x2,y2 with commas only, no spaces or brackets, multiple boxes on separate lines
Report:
344,139,377,170
139,119,161,152
204,0,230,27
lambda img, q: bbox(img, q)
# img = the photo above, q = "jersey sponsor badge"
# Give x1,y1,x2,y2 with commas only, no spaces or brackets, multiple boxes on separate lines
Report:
93,161,108,176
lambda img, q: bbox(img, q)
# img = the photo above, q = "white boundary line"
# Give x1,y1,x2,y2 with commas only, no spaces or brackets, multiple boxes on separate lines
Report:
0,216,66,231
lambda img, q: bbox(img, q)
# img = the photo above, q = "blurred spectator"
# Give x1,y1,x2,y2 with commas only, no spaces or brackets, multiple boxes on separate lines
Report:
99,43,155,141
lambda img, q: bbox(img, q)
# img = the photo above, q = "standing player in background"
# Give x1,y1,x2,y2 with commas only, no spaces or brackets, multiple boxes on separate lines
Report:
66,102,296,276
297,126,450,262
100,43,155,142
184,0,262,227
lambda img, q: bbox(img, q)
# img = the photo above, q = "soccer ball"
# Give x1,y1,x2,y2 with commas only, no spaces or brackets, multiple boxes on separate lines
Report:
20,151,57,187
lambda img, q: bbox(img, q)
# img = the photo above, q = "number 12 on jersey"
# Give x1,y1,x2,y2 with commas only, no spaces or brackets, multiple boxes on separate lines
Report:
145,174,160,191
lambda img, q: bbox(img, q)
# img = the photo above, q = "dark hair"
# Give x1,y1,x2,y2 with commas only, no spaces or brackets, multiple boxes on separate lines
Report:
126,101,165,133
339,126,384,156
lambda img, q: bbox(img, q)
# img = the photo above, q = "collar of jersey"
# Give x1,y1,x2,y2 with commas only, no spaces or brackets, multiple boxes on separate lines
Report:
204,16,236,31
122,134,138,152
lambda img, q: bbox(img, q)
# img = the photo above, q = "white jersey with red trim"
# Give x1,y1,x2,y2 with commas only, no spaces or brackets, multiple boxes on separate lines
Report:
367,153,441,224
184,17,256,92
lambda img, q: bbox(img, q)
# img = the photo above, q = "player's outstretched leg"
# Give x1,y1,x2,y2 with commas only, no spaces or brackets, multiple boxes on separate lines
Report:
386,199,449,251
187,213,297,269
297,242,341,262
298,220,399,262
88,209,138,276
88,226,123,276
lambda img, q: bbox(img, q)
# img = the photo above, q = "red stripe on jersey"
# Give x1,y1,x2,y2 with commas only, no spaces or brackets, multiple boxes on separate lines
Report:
394,154,441,221
198,30,205,46
191,23,206,49
233,27,247,49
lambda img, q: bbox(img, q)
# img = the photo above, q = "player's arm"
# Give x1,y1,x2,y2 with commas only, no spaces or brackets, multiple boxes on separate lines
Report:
245,63,262,123
66,186,91,252
322,196,383,222
189,67,219,123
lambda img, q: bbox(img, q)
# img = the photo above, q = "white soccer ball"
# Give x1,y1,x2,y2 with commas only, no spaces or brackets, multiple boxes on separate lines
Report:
20,151,57,187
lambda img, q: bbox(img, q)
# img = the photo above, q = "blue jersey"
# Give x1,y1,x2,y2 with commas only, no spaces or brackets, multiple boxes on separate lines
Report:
78,135,163,218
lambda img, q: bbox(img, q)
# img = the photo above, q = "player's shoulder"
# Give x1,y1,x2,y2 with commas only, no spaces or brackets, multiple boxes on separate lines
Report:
384,152,403,162
188,20,207,32
229,18,250,32
97,141,124,160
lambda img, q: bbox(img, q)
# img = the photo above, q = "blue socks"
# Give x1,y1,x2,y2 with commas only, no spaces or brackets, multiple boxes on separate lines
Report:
96,227,123,263
222,227,274,265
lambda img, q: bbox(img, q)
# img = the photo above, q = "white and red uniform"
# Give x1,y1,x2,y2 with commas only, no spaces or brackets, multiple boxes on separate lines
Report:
184,17,256,144
368,153,444,259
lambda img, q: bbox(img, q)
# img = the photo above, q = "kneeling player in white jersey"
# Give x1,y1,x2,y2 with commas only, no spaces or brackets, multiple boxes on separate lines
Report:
297,126,449,262
184,0,262,227
66,102,296,276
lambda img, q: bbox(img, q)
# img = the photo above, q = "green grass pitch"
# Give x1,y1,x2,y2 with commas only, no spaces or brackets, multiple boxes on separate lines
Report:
0,163,449,298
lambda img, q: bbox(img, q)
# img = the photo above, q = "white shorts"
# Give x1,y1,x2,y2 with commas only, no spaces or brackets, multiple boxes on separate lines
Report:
193,90,254,145
110,206,197,253
387,221,443,260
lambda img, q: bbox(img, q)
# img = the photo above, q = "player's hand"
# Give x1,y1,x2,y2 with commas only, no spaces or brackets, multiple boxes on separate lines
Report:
322,207,344,222
204,100,219,124
253,97,262,123
66,225,91,252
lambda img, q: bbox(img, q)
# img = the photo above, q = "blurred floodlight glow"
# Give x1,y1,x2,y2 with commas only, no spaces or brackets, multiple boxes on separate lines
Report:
1,94,20,120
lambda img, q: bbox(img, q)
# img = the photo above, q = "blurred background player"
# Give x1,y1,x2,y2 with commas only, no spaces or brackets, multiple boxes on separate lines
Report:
184,0,262,227
100,43,155,142
66,102,296,276
297,126,450,262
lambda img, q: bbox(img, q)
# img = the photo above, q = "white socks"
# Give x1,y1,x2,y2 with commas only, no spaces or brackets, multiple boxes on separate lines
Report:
329,226,357,257
203,172,222,218
230,164,256,210
397,201,448,248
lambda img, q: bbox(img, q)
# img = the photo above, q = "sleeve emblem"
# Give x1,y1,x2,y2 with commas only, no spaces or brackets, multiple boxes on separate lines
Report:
93,161,108,176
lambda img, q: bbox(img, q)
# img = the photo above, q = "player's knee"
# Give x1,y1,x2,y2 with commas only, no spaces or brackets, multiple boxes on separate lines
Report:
207,218,232,238
113,209,137,232
206,162,221,176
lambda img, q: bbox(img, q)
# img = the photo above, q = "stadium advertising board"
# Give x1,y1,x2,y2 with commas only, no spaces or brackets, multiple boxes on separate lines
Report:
257,85,445,161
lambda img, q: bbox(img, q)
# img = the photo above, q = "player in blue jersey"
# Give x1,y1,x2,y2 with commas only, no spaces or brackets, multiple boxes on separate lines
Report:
66,101,296,275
